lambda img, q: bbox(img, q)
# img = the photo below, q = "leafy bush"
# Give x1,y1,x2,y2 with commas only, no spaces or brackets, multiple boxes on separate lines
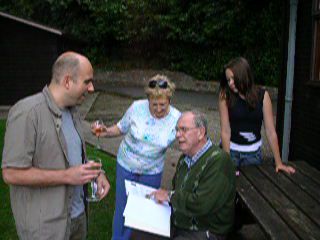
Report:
0,0,284,86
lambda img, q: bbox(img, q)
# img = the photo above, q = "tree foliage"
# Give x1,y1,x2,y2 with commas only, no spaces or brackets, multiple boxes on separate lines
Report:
0,0,284,86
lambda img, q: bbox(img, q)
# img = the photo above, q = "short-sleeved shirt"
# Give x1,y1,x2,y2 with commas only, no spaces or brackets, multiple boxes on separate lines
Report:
116,99,181,174
1,86,86,240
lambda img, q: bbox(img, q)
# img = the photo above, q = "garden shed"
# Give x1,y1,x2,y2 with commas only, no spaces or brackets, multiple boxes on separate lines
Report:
0,11,81,105
277,0,320,169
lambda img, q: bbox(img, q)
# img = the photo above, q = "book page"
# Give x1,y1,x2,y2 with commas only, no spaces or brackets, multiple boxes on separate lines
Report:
124,194,171,237
125,179,158,198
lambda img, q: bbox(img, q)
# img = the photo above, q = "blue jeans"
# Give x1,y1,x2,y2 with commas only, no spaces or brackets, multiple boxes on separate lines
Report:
230,148,262,167
112,163,162,240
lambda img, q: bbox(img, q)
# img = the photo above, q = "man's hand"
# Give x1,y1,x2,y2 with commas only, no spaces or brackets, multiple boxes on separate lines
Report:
96,173,110,200
66,162,101,185
150,189,169,204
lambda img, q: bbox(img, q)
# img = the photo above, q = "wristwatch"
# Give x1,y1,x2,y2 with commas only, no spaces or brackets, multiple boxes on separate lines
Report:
168,190,175,202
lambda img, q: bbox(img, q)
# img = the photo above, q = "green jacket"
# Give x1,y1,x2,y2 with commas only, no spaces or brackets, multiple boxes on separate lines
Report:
171,145,236,235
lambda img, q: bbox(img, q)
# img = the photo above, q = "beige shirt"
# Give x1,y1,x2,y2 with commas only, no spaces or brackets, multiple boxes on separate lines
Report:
2,86,86,240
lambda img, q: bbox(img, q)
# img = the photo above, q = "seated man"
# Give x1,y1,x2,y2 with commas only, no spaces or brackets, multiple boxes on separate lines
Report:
152,110,235,240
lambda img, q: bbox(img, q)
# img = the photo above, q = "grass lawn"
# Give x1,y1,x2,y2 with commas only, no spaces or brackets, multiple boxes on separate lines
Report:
0,119,116,239
0,120,17,239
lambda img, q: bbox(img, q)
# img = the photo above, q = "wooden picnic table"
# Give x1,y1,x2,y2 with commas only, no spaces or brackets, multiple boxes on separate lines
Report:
236,160,320,240
132,160,320,240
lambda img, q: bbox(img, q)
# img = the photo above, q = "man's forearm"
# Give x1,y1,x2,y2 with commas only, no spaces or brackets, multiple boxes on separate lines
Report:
2,167,70,187
3,161,101,187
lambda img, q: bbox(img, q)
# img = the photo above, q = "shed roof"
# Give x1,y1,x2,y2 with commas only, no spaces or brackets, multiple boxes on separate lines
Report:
0,11,62,35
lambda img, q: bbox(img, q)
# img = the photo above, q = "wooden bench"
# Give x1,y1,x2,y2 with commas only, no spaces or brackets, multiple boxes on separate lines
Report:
132,161,320,239
236,161,320,240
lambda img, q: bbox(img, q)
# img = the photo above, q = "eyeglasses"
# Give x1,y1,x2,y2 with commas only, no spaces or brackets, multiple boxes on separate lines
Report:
175,126,198,134
148,80,168,89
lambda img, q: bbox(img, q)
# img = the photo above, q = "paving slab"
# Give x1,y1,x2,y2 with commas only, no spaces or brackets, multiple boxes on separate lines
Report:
0,106,10,120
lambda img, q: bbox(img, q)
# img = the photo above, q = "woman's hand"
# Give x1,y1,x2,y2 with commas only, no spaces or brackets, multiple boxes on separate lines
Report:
90,123,123,138
275,163,296,174
90,122,107,137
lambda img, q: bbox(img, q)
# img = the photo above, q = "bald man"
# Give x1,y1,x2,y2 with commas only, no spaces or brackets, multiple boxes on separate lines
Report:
2,52,110,240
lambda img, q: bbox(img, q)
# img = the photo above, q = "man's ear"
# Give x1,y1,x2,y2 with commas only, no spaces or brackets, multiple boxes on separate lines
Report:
198,127,206,140
62,75,72,89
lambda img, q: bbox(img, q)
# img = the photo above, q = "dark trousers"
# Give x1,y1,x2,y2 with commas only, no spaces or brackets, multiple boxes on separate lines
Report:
70,211,87,240
173,228,226,240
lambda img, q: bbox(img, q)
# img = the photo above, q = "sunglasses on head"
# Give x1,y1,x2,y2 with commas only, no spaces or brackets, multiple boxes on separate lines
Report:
148,80,168,89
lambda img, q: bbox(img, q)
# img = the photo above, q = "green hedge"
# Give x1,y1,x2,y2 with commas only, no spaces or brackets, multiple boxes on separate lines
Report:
0,0,284,86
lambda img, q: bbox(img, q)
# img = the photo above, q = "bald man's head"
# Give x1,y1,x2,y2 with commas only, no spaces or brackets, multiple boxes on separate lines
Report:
51,52,89,84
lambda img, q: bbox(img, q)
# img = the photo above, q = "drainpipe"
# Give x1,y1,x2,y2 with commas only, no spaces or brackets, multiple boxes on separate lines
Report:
282,0,298,163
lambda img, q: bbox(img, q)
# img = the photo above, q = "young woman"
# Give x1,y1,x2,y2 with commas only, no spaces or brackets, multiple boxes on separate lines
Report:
219,57,295,174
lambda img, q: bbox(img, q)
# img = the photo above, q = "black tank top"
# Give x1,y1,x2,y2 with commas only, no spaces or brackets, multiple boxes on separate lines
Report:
228,89,265,146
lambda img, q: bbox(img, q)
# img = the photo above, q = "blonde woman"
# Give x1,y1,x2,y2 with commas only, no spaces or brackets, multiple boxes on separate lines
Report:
92,74,181,240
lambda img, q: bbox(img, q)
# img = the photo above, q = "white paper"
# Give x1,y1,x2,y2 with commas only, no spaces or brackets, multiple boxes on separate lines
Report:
124,179,157,198
123,180,171,237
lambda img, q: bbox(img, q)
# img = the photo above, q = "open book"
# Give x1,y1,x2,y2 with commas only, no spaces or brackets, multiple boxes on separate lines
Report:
123,180,171,237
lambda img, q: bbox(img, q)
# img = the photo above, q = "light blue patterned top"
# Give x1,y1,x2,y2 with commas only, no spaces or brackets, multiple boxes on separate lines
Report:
117,99,181,174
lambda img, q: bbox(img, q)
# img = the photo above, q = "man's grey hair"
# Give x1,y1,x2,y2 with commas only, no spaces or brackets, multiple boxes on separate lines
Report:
51,54,80,84
191,110,208,136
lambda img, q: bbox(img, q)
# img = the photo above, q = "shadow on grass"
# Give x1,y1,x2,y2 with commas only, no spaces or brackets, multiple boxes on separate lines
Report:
86,146,116,239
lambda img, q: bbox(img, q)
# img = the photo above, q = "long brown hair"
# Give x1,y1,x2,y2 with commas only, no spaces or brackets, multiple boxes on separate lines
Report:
220,57,259,108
